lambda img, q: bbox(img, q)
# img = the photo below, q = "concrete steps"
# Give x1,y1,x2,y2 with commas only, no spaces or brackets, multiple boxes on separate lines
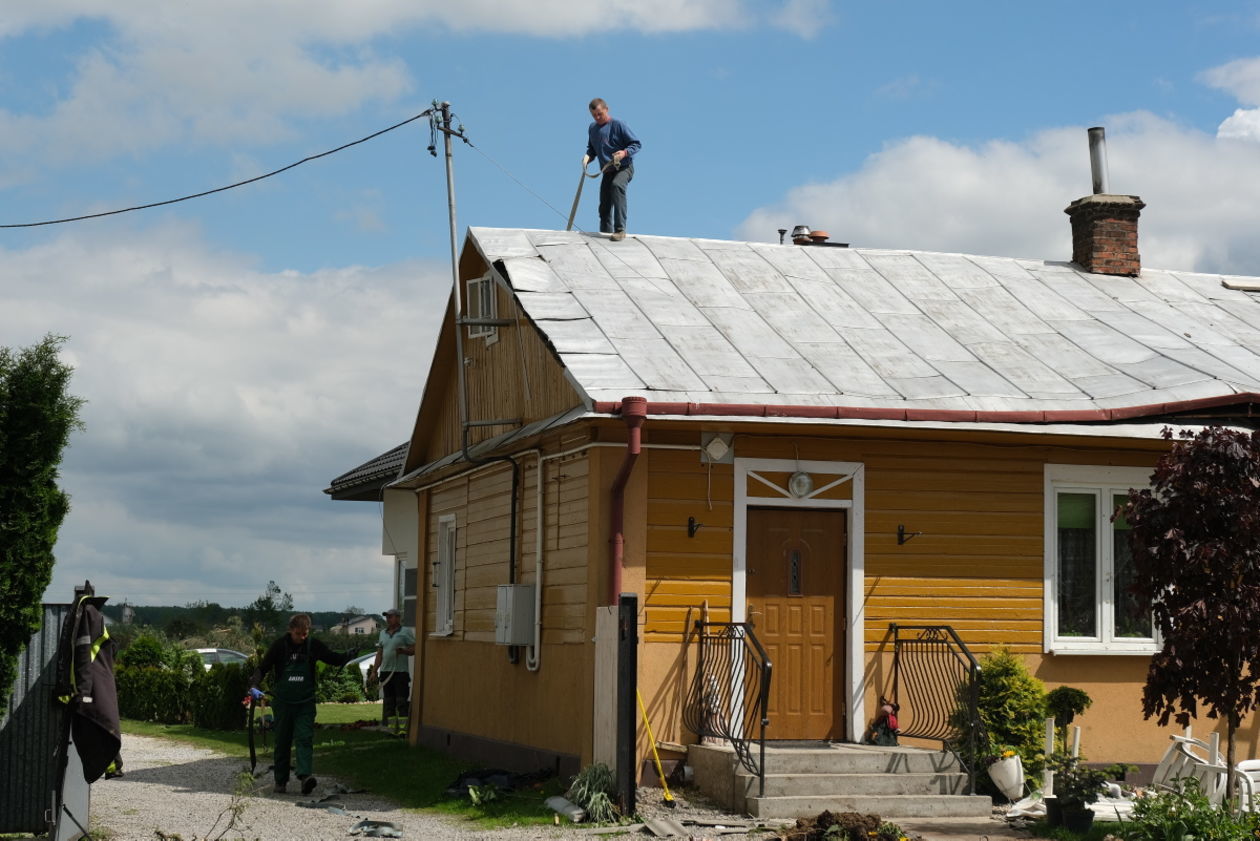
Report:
689,742,993,820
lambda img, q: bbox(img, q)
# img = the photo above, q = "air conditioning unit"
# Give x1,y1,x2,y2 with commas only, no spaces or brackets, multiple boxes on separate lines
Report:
495,584,536,646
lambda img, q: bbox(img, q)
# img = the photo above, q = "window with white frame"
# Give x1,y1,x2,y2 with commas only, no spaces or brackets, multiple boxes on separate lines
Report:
434,515,456,636
465,274,497,342
1044,465,1156,653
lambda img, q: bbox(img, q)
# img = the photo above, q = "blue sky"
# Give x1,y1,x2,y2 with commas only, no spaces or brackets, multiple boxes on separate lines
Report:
5,1,1260,611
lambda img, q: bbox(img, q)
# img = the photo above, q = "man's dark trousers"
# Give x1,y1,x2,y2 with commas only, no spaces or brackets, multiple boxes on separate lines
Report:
599,163,633,234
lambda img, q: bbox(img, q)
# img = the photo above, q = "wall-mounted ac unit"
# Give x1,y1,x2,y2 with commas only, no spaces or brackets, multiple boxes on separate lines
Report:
495,584,536,646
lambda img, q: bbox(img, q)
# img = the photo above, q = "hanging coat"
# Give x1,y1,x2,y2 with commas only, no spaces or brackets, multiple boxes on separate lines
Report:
62,596,122,783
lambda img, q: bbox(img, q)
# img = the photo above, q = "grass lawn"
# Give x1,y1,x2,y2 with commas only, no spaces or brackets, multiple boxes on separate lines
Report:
121,705,566,829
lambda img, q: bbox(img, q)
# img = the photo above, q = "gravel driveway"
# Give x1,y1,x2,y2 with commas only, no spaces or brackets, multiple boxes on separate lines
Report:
85,733,775,841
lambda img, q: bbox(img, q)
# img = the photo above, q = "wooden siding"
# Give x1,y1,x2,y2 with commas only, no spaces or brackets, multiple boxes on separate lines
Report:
421,449,593,645
638,427,1162,654
408,243,583,471
644,448,735,636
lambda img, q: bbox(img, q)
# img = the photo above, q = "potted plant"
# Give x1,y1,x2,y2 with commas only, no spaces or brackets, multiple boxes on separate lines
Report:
1045,686,1092,752
1046,752,1109,833
985,746,1025,801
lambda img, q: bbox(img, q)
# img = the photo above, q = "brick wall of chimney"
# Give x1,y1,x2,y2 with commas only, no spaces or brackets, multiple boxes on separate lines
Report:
1064,193,1145,276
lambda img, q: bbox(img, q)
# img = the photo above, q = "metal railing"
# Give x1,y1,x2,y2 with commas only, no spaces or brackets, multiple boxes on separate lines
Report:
889,624,983,795
682,622,772,797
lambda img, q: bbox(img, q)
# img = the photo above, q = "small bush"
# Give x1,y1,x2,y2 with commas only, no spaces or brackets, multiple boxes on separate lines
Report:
952,647,1047,798
316,660,365,703
566,763,619,823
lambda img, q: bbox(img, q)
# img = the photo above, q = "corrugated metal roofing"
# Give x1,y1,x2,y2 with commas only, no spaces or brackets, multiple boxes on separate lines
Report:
470,228,1260,415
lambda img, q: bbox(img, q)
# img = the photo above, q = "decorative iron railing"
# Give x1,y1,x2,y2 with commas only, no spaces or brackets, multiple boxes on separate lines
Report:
682,622,772,797
889,624,983,795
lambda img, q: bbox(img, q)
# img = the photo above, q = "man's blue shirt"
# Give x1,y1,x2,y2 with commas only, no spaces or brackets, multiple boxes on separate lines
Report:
586,118,641,168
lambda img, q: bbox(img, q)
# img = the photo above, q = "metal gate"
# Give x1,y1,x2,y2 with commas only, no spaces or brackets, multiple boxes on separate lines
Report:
0,602,87,838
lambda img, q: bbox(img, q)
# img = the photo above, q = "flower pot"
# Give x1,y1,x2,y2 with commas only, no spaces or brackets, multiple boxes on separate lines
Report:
1062,804,1095,834
987,754,1025,801
1045,796,1062,827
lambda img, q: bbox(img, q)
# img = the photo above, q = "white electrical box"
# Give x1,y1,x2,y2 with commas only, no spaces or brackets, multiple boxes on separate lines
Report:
495,584,536,646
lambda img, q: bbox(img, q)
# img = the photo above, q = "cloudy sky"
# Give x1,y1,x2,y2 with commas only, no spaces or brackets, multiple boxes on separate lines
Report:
5,2,1260,611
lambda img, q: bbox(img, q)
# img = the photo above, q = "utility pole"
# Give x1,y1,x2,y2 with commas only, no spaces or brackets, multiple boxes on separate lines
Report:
431,102,471,451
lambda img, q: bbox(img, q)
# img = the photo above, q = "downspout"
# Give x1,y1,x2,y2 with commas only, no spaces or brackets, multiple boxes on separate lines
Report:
608,396,647,606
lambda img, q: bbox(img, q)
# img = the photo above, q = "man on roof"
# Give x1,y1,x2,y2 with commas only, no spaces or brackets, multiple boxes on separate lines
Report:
582,98,641,242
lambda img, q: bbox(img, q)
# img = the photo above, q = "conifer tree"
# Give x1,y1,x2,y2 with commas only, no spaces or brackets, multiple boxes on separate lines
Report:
0,335,84,708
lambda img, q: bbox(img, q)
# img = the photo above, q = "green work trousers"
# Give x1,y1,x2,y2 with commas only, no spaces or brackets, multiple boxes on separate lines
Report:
272,699,316,783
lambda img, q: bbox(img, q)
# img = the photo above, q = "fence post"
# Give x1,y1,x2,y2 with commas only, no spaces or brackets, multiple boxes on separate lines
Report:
616,593,638,816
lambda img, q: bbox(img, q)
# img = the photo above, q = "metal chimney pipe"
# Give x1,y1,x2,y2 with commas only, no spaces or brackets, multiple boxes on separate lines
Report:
1087,127,1109,194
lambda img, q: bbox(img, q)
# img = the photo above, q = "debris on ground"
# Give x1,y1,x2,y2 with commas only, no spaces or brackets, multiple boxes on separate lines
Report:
778,811,923,841
443,767,554,799
349,819,404,837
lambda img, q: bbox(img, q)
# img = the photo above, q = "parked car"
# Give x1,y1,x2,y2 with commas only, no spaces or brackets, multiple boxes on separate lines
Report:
194,648,250,671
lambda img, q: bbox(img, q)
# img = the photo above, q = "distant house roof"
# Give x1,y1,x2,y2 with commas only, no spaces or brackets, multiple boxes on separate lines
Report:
325,442,407,501
467,228,1260,423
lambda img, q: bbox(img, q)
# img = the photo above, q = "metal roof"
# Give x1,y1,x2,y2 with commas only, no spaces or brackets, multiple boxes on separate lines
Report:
470,228,1260,418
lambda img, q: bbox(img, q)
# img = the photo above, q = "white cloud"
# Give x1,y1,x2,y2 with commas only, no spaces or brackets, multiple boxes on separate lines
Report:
1215,108,1260,142
0,224,449,609
1199,57,1260,141
0,2,829,173
1200,57,1260,106
737,111,1260,275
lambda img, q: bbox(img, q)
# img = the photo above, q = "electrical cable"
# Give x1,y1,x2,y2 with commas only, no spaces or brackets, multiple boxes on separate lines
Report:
0,110,435,229
467,142,588,232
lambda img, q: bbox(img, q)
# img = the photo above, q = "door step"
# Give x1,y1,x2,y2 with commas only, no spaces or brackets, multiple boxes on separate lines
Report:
689,742,992,820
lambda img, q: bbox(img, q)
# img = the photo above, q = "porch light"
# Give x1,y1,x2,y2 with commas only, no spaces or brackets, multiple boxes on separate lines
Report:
788,471,813,498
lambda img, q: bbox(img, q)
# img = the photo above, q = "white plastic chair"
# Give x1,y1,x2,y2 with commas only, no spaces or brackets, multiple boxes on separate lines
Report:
1151,735,1213,792
1181,752,1229,806
1232,759,1260,815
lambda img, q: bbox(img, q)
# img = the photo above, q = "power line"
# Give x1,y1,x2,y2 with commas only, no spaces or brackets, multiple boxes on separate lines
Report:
1,109,435,229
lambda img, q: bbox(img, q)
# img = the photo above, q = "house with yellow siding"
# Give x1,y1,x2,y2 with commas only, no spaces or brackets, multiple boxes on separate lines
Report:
326,190,1260,794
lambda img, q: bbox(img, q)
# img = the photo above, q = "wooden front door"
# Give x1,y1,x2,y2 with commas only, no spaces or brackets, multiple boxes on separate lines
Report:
747,507,847,740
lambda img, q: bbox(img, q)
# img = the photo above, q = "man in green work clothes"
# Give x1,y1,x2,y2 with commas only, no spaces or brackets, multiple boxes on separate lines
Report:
250,613,353,794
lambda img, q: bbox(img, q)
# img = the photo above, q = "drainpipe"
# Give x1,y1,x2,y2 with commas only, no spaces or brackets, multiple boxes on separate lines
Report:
608,396,647,605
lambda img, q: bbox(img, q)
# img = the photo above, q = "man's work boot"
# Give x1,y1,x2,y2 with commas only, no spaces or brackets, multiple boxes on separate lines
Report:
273,782,287,794
301,775,318,795
610,231,626,242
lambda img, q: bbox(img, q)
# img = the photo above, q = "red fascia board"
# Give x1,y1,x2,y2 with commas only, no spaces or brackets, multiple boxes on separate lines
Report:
593,393,1260,424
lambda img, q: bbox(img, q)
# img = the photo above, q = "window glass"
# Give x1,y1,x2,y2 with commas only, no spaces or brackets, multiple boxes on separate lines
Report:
466,276,496,339
1057,491,1097,637
1112,493,1151,638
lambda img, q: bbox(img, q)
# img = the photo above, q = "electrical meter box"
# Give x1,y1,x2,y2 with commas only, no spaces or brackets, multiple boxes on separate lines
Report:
495,584,536,646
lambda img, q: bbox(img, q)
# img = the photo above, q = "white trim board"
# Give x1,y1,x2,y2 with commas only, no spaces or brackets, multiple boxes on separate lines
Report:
733,457,866,741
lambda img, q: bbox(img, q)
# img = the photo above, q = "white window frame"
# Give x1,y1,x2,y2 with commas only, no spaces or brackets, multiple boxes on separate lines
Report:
1043,464,1157,654
434,514,457,637
466,273,498,344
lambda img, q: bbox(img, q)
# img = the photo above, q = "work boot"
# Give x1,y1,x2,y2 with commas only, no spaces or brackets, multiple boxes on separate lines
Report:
273,782,287,794
301,775,318,795
610,231,626,242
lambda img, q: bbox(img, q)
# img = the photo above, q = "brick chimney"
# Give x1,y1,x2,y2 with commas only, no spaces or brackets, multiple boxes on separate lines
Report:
1063,128,1143,276
1064,193,1145,276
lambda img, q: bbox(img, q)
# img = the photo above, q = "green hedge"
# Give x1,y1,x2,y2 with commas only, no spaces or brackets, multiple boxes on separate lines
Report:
119,658,364,725
190,662,251,730
115,665,192,724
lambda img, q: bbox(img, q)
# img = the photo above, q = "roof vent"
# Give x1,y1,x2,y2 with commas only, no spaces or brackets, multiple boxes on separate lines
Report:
789,224,849,248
